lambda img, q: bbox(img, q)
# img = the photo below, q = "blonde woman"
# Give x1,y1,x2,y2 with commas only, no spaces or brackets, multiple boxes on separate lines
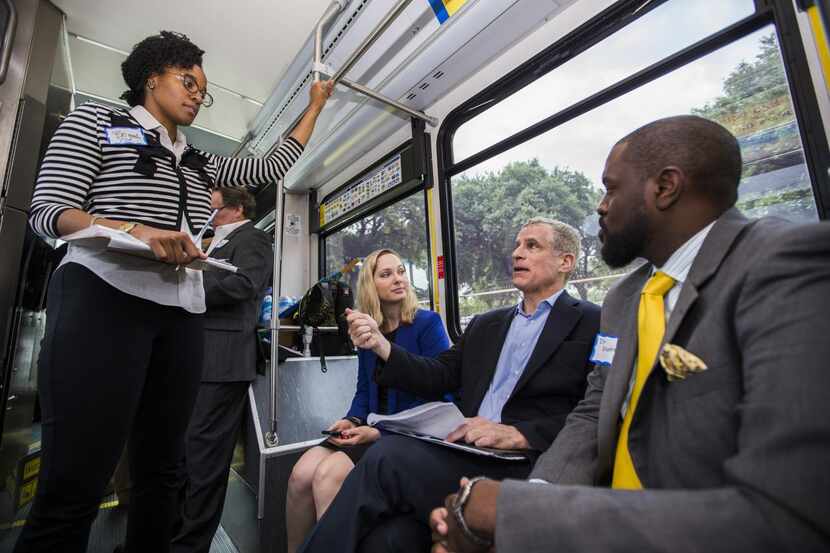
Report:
285,249,449,552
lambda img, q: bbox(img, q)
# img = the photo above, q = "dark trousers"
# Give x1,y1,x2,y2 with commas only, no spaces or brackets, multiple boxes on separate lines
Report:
14,263,204,553
299,435,532,553
357,516,434,553
171,380,249,553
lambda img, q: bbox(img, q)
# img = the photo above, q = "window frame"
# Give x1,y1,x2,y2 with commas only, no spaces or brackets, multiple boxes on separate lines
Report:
318,144,434,308
437,0,830,340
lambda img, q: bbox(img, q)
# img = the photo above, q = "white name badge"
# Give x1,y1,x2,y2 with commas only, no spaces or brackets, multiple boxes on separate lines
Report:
589,334,618,366
105,127,147,145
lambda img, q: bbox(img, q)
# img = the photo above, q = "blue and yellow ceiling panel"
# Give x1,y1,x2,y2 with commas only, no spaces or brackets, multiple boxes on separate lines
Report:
428,0,469,24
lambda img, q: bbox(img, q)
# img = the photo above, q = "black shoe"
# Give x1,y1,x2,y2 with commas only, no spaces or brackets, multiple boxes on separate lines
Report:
113,546,124,553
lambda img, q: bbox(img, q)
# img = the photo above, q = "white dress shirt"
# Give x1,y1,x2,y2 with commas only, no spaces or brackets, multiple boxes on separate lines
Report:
477,289,565,423
206,219,250,255
655,220,716,319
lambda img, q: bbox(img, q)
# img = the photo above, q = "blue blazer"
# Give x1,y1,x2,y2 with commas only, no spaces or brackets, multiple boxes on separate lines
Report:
346,309,450,421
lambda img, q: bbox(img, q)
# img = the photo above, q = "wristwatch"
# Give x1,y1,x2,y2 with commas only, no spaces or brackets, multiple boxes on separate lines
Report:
118,221,139,235
451,476,494,549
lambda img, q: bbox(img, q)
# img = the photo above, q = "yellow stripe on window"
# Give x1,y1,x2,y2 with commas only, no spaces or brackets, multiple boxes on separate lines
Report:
427,188,441,312
808,5,830,91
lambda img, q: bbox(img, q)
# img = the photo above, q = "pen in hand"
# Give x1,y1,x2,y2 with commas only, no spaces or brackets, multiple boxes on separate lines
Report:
175,209,218,271
193,208,220,251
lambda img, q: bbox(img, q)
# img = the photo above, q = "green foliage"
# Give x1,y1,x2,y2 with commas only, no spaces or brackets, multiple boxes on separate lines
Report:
452,160,602,306
449,32,812,317
691,32,814,222
737,187,816,221
327,32,814,323
325,193,431,301
692,34,793,137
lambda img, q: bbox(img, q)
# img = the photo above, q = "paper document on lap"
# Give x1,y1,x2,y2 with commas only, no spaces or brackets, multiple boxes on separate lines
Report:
367,402,527,461
61,225,238,272
368,401,465,438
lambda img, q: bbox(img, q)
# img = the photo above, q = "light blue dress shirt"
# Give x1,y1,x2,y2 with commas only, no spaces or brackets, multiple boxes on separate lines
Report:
477,289,565,422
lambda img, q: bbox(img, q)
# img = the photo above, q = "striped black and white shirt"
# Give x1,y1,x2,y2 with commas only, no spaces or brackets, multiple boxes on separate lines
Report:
30,102,303,313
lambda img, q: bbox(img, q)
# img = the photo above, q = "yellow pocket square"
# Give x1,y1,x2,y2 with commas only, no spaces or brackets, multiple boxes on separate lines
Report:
659,344,708,381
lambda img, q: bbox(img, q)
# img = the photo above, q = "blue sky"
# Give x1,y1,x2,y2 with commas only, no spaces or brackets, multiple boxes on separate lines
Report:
452,0,775,189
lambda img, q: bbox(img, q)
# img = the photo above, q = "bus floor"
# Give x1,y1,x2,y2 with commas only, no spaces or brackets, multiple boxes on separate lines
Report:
0,490,243,553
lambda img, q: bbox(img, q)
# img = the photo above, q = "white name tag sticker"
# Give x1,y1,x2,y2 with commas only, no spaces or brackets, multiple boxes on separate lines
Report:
589,334,618,366
105,127,147,145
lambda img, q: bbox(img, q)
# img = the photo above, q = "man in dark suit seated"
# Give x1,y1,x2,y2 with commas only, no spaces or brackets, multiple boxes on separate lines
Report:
172,187,273,553
428,116,830,553
299,218,601,553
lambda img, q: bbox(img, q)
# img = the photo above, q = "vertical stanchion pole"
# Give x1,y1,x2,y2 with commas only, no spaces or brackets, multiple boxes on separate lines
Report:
265,181,285,447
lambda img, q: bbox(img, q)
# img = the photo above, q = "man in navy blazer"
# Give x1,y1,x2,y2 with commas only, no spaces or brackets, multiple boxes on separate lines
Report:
346,308,450,422
299,218,601,553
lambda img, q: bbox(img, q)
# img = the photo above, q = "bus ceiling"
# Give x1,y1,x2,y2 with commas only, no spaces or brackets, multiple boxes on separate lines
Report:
51,0,582,195
240,0,579,194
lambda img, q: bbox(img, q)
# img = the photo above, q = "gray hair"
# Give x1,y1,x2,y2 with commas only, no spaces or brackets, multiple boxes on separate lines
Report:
521,217,582,280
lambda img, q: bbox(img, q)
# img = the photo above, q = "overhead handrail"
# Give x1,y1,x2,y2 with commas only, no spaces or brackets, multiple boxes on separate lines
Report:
330,0,412,84
61,15,77,110
313,0,438,127
0,0,18,86
336,76,439,126
313,0,347,82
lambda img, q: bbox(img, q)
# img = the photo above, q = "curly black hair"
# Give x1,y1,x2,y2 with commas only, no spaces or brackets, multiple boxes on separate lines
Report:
120,30,205,107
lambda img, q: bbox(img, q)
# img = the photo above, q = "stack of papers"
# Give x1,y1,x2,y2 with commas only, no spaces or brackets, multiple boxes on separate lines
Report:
368,402,527,461
61,225,238,272
368,401,465,439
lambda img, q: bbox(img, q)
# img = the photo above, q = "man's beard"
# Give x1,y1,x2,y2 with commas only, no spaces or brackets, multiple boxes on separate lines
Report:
600,207,648,268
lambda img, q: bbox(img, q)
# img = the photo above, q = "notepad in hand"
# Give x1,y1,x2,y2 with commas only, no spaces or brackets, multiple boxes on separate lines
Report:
61,225,238,273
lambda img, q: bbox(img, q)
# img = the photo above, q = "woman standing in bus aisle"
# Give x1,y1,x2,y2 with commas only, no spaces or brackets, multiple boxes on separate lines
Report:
285,249,451,553
15,31,333,553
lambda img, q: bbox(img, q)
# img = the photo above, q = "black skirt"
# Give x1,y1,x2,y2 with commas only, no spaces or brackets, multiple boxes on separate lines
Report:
325,330,398,464
318,440,375,464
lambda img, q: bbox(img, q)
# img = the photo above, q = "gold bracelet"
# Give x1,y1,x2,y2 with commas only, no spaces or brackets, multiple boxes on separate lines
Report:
118,221,139,235
89,215,101,227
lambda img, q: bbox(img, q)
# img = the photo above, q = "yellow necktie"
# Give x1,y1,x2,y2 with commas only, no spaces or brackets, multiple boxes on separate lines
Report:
612,271,675,489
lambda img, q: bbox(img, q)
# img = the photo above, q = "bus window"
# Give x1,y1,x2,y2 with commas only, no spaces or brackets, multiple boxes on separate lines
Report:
445,5,820,328
453,0,757,163
322,191,432,307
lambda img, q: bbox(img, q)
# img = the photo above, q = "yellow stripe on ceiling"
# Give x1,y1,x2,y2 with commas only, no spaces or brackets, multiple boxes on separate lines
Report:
444,0,469,17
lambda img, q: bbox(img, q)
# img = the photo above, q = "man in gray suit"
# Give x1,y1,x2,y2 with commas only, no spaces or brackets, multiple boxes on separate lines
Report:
428,116,830,553
172,187,273,553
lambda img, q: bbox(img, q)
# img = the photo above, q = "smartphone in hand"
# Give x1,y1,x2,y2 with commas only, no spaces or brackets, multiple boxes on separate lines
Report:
321,430,343,438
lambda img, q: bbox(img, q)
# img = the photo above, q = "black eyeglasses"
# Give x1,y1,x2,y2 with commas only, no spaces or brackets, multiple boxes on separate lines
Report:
173,73,214,107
